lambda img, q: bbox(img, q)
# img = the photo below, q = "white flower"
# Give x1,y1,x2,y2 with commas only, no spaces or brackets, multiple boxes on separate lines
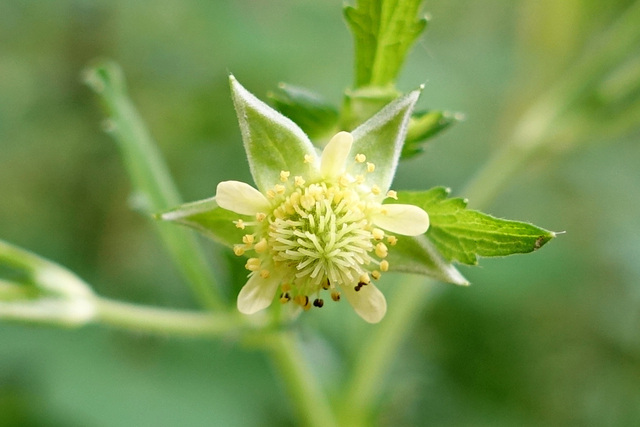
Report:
217,131,429,323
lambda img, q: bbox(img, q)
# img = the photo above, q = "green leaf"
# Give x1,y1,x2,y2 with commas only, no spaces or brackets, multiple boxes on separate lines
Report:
401,110,461,159
230,76,319,193
386,235,469,285
351,88,421,192
344,0,427,88
396,188,556,265
158,198,244,250
267,83,339,140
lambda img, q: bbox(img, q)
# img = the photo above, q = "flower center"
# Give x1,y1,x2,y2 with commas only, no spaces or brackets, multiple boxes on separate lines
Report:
269,182,374,290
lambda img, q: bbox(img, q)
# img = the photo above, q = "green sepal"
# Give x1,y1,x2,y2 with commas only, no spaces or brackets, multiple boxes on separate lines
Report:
396,188,556,265
401,110,461,159
267,83,339,140
344,0,427,88
351,88,422,192
157,198,244,250
386,235,469,285
230,76,319,193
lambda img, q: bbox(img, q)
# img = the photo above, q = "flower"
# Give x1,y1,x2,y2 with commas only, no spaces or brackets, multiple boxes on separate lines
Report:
216,131,429,323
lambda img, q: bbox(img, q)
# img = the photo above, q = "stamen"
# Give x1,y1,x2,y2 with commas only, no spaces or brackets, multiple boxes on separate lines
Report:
387,236,398,246
375,242,388,258
245,258,261,271
313,298,324,308
371,270,381,280
371,185,381,195
234,219,246,229
254,238,268,253
233,245,245,256
274,184,286,194
280,171,290,182
331,291,341,301
242,234,255,245
355,153,366,163
260,269,270,279
256,212,267,222
372,228,385,240
304,154,314,164
294,176,305,187
386,190,398,200
366,162,375,173
266,190,276,199
380,260,389,272
280,292,290,303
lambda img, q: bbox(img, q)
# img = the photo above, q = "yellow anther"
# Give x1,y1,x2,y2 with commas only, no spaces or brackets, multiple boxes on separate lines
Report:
386,190,398,200
280,293,290,304
274,184,286,194
245,258,261,271
371,185,381,195
242,234,255,245
339,175,351,187
234,219,246,229
281,283,291,292
266,190,276,199
294,176,305,187
375,242,388,258
355,175,365,184
371,270,381,280
372,228,385,240
366,162,375,173
331,291,341,302
355,153,366,163
233,245,245,256
387,236,398,246
304,154,314,164
380,260,389,272
256,212,267,222
280,170,290,182
260,269,270,279
254,238,268,253
359,273,371,284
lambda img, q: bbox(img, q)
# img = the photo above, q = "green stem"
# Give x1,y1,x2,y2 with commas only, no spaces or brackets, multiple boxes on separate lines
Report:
262,332,338,427
94,297,240,338
338,276,432,426
83,61,223,310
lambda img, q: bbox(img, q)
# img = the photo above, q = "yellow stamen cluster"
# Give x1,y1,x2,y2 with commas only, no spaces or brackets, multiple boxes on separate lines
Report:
231,154,399,310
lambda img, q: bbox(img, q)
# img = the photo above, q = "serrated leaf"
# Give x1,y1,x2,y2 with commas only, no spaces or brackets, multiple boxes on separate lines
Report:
396,188,556,265
351,88,421,192
344,0,427,88
267,83,339,139
158,197,244,250
401,110,461,159
230,76,318,193
386,234,469,285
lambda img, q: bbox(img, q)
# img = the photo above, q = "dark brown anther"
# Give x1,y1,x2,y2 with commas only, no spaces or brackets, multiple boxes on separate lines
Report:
279,292,290,304
313,298,324,308
322,279,330,290
354,284,362,292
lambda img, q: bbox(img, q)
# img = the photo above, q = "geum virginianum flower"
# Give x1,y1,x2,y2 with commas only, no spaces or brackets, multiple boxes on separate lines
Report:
161,76,468,323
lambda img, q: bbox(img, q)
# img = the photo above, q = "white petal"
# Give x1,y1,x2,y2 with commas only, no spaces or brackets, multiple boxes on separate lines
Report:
372,204,430,236
320,131,353,179
237,272,281,314
216,180,270,215
342,282,387,323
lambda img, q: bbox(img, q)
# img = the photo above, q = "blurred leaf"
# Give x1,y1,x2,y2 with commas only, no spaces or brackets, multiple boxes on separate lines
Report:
267,83,339,140
83,60,222,310
351,88,421,192
396,188,556,265
158,197,244,251
344,0,427,88
230,75,318,193
401,109,462,159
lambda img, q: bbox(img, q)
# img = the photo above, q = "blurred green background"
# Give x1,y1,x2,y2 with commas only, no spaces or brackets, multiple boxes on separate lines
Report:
1,0,639,425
